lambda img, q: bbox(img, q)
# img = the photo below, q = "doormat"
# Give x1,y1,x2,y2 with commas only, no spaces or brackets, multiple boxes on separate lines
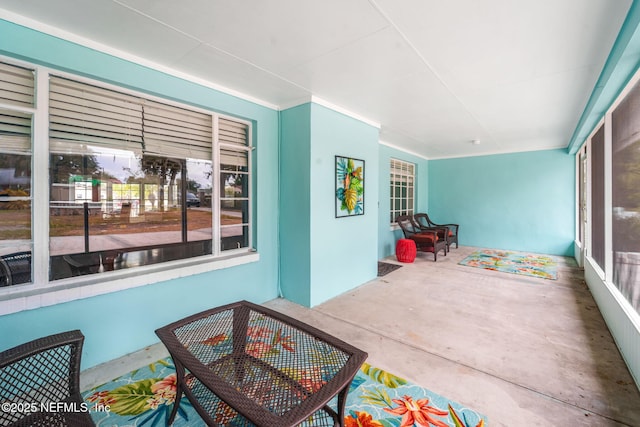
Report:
83,358,487,426
459,249,557,280
378,261,402,277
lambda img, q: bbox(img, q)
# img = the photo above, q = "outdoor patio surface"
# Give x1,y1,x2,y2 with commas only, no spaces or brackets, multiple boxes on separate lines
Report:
82,246,640,426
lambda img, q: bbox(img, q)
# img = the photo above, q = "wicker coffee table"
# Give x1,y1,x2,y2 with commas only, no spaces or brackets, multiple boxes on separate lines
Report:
155,301,367,426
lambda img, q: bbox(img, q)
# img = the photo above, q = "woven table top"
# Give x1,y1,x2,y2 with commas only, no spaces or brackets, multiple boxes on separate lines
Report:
156,301,367,427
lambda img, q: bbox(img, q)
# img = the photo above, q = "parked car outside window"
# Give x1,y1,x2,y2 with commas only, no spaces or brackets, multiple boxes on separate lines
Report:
186,192,200,207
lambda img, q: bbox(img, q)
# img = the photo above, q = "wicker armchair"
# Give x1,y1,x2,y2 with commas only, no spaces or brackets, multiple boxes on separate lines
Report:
414,213,459,249
396,215,447,261
0,252,31,287
0,330,95,427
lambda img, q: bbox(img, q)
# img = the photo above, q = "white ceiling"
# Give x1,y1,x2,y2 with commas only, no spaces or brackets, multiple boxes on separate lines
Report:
0,0,632,159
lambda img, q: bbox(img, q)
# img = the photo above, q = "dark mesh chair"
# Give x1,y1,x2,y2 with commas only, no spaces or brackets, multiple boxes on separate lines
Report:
63,253,102,276
0,330,95,427
0,257,10,287
0,252,31,287
414,213,459,249
396,215,447,261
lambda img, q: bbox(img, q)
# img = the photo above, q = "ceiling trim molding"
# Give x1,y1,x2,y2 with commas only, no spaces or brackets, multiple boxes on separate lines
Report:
278,95,381,129
566,1,640,155
0,9,280,110
427,146,566,161
379,140,430,160
277,96,313,112
310,96,381,129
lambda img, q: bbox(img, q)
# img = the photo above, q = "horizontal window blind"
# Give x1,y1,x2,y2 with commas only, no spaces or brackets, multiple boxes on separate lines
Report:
220,148,248,168
49,76,214,160
219,117,248,147
219,117,248,167
50,77,143,154
142,100,212,160
0,109,31,154
0,63,33,154
0,62,34,108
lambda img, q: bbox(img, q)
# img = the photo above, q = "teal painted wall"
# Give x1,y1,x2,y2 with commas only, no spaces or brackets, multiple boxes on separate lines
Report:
0,18,580,372
278,103,380,307
378,145,429,258
428,149,575,256
309,104,379,306
0,20,281,369
279,104,312,306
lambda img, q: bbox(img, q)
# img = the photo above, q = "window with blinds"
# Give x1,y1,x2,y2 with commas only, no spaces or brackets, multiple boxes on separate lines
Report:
49,76,212,159
390,158,415,224
219,117,250,250
0,62,33,284
47,75,251,280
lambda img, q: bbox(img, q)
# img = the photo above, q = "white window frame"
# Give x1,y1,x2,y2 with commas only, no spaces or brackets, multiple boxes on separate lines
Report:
389,158,415,226
0,57,258,315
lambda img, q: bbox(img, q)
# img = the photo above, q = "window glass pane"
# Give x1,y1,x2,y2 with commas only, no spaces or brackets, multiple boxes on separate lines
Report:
578,152,586,244
221,172,249,199
389,159,415,224
220,200,249,229
590,126,606,271
219,136,248,250
186,158,213,242
49,150,213,280
0,153,31,245
221,225,249,250
0,109,31,286
612,81,640,314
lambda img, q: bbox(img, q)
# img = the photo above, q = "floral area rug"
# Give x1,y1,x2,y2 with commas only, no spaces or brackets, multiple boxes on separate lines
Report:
83,358,487,426
459,249,557,280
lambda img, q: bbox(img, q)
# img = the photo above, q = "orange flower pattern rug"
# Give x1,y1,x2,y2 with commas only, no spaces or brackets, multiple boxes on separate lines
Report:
459,249,558,280
83,358,487,426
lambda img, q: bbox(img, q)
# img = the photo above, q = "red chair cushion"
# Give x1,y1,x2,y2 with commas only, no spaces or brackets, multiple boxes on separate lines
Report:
411,233,438,244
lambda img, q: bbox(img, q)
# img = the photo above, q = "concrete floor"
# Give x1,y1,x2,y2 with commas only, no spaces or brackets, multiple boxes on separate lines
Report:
83,246,640,426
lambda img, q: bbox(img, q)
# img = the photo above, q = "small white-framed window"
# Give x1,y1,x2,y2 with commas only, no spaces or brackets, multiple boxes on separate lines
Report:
389,158,415,224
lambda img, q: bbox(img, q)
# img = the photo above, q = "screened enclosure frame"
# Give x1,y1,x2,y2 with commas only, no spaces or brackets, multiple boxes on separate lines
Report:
579,66,640,317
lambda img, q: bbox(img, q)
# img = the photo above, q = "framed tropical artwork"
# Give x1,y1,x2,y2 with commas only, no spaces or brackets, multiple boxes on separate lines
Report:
335,155,365,217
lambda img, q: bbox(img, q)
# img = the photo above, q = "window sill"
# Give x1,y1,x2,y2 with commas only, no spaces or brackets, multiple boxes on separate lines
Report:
0,250,259,315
